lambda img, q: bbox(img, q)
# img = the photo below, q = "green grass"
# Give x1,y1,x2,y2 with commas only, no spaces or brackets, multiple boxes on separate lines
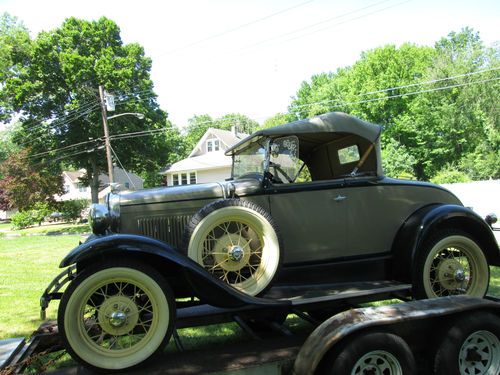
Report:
0,222,12,231
0,222,90,237
0,235,83,339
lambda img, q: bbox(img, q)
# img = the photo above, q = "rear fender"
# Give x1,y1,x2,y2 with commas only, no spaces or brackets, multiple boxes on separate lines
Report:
392,204,500,282
60,234,286,309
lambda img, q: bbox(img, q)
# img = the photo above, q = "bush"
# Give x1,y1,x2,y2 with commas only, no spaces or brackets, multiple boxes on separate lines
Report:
58,199,89,222
10,202,52,229
10,210,37,229
431,166,471,184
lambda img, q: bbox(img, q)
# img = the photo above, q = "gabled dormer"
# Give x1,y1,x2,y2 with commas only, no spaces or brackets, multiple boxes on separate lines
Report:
189,127,245,158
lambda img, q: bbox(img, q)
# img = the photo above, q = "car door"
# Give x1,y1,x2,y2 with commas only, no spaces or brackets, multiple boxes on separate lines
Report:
344,178,425,256
268,180,348,265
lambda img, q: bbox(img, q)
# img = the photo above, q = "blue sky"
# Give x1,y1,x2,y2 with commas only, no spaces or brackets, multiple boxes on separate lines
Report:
1,0,498,127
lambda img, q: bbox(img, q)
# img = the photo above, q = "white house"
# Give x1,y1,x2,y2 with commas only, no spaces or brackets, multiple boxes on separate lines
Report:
162,127,247,185
56,167,144,202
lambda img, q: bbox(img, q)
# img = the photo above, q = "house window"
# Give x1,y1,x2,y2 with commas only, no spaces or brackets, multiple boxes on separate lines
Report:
172,172,197,186
207,139,220,152
124,182,130,189
77,183,87,192
190,173,197,184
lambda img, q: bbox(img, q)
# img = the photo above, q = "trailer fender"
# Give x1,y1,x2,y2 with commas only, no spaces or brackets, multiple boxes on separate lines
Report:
391,204,500,283
59,234,287,309
293,296,500,375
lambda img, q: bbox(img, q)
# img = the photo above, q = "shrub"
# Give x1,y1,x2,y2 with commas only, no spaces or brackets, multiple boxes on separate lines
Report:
10,202,52,229
59,199,89,222
10,210,36,229
431,166,471,184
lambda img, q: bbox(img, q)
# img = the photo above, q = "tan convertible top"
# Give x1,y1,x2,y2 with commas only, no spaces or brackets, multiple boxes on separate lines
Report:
225,112,382,156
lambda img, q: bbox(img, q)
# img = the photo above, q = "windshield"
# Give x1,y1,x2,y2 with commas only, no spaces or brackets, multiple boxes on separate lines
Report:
232,140,266,179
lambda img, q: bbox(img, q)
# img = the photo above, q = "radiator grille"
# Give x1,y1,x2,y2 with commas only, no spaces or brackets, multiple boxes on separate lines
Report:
137,215,191,249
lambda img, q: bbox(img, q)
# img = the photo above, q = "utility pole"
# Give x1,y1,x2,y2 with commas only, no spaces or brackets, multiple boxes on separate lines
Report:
99,85,114,184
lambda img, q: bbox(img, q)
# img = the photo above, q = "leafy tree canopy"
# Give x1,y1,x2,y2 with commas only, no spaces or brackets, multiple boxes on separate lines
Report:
288,28,499,181
1,16,173,202
0,149,63,211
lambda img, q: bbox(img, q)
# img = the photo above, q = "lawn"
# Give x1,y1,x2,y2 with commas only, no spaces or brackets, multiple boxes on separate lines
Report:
0,222,90,237
0,235,84,339
0,234,499,372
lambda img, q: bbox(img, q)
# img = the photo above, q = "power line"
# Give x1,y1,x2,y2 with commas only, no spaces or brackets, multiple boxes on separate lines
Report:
154,0,317,58
109,144,138,190
278,0,411,48
240,0,397,51
289,67,500,111
21,73,499,160
16,101,100,148
28,137,103,159
112,76,500,141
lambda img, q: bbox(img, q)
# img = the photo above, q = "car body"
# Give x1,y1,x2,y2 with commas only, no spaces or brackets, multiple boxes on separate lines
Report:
45,112,500,371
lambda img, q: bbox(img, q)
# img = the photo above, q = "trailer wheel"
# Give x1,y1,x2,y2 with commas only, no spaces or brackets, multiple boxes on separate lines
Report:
58,260,175,372
319,332,416,375
434,312,500,375
413,230,489,299
185,199,281,296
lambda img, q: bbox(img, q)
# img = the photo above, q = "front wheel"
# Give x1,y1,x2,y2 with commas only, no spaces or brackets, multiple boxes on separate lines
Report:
58,260,175,372
413,230,489,299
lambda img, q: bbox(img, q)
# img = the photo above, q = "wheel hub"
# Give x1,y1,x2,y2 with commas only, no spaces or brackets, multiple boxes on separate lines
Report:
228,246,244,262
109,310,127,327
352,350,401,375
459,330,500,375
212,233,252,272
98,295,139,335
437,259,468,290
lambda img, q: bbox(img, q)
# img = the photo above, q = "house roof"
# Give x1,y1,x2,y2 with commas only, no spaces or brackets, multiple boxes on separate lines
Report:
188,128,248,157
63,171,84,183
162,151,232,174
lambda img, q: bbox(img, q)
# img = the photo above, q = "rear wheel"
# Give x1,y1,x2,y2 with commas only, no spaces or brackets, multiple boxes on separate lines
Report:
413,230,489,299
319,332,416,375
434,312,500,375
58,260,175,372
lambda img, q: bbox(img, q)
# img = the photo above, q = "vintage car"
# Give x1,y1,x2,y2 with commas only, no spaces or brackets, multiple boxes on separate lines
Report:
43,112,499,371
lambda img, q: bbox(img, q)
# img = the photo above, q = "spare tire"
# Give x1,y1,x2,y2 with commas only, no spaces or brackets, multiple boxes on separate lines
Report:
184,199,281,296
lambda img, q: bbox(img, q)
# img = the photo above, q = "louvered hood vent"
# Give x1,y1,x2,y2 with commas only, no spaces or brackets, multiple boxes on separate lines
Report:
137,215,192,250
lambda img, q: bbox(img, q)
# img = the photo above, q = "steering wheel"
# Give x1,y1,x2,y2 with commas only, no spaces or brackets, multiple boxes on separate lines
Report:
269,161,294,183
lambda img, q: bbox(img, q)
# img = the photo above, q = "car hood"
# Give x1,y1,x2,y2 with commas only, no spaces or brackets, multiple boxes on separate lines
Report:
118,178,262,207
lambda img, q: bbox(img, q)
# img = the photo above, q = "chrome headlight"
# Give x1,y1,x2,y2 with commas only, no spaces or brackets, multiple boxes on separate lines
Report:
89,204,110,235
107,192,121,231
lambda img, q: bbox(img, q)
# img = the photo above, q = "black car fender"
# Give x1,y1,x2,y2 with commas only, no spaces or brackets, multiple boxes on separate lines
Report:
60,234,289,309
391,204,500,282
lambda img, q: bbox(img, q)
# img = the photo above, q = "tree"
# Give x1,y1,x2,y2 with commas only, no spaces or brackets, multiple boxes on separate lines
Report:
287,29,499,181
261,113,296,129
0,149,63,211
396,28,499,179
1,16,172,202
0,13,31,122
